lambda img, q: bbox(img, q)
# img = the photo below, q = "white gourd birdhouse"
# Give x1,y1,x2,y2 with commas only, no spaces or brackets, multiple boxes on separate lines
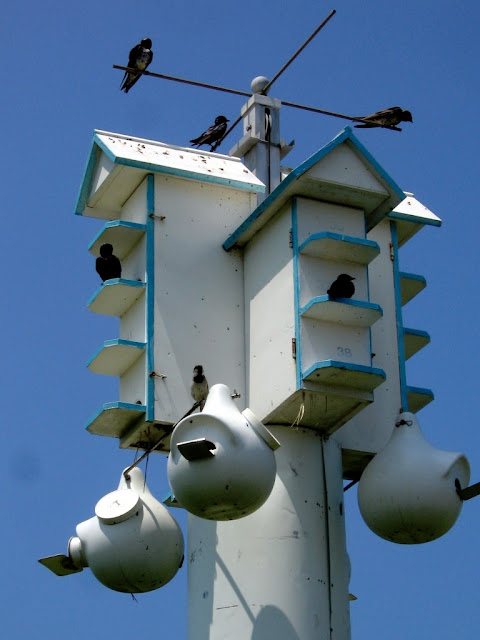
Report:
167,384,280,520
39,468,184,592
358,412,470,543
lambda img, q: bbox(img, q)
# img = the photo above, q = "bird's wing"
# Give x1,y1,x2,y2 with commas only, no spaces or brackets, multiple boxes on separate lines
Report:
362,106,402,122
127,44,142,68
190,124,215,145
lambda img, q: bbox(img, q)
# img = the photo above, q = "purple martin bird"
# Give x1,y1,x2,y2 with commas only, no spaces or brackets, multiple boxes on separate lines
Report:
120,38,153,93
190,365,209,410
190,115,229,151
353,106,413,130
327,274,355,299
96,244,122,282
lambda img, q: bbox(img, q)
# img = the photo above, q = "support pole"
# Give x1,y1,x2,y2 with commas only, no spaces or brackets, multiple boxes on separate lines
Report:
187,427,351,639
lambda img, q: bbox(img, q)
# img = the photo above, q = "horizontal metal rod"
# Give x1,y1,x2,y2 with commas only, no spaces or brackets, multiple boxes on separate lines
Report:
262,9,337,95
113,65,402,132
114,65,251,98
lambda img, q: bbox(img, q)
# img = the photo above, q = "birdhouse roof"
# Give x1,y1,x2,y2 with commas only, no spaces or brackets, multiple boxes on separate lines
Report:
388,192,441,246
75,130,265,219
224,127,411,249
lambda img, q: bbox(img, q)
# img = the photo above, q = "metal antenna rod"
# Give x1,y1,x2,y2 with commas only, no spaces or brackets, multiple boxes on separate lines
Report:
261,9,337,96
113,65,252,98
113,66,399,132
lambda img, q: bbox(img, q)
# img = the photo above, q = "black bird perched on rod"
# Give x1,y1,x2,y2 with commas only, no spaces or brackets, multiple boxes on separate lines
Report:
190,115,229,151
327,274,355,299
120,38,153,93
190,365,209,410
353,106,413,130
96,244,122,282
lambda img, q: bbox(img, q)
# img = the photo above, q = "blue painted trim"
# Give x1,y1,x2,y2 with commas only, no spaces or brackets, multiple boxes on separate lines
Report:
87,278,146,307
406,385,434,399
223,126,405,250
300,296,383,315
291,198,303,390
298,232,380,255
74,137,100,216
86,339,146,368
302,360,386,380
146,174,155,422
388,211,442,227
88,220,146,252
390,222,409,411
403,327,430,339
398,271,427,285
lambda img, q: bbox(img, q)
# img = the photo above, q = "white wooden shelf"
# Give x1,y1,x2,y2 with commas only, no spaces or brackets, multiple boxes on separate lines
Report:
399,272,426,306
300,296,382,328
403,328,430,360
302,360,385,392
87,339,146,376
407,386,434,413
299,232,380,265
86,402,146,438
87,279,146,316
88,220,146,259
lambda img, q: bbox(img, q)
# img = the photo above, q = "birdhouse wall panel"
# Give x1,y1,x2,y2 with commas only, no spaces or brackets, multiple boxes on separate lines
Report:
305,144,389,196
300,320,371,373
296,197,365,245
298,255,367,307
120,179,148,224
150,175,250,424
119,353,146,405
118,235,146,283
119,298,145,343
244,205,296,418
335,219,402,454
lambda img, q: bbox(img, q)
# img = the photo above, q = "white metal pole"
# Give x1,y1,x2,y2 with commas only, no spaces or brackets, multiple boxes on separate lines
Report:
187,426,351,640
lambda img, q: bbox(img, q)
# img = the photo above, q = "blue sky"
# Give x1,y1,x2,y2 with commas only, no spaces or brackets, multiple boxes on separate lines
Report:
2,1,480,638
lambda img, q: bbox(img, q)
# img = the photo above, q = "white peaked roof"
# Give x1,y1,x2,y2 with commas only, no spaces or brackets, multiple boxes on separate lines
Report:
388,192,442,246
224,126,407,249
75,130,265,219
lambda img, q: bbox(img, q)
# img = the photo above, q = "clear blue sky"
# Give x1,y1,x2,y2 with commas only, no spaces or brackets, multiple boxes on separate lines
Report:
3,1,480,638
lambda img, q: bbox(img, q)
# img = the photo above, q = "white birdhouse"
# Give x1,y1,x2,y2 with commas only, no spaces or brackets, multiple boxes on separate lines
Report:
358,412,470,543
39,468,184,592
167,384,280,520
76,126,442,483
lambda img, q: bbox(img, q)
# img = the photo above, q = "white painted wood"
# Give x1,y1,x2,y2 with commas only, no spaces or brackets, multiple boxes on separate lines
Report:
244,205,297,420
151,175,252,424
335,219,401,455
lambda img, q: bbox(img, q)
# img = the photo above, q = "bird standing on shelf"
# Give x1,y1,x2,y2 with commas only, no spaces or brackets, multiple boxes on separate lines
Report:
120,38,153,93
353,106,413,130
190,365,209,410
96,244,122,282
190,115,229,151
327,274,355,299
